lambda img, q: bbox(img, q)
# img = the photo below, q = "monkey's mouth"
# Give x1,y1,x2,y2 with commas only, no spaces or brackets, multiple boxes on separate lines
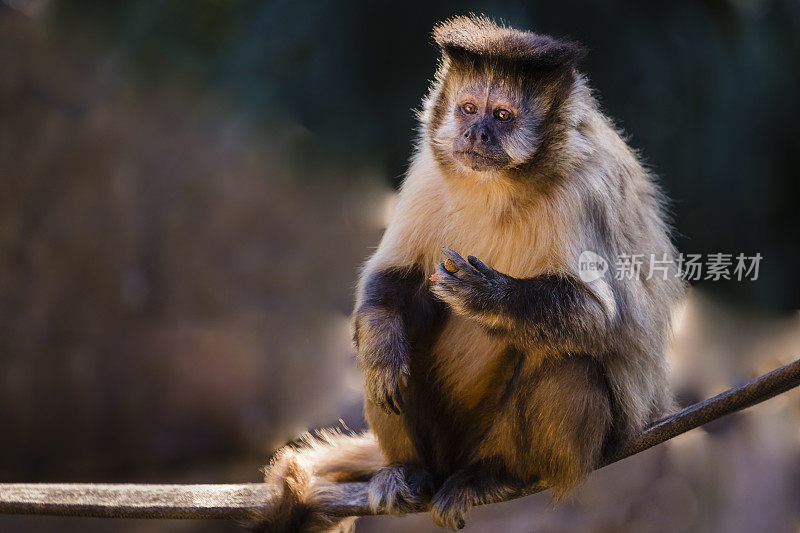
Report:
454,150,508,171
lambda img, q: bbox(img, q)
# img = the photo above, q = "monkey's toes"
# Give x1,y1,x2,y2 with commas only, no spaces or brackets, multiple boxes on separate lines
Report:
431,484,471,530
431,503,467,530
367,464,427,515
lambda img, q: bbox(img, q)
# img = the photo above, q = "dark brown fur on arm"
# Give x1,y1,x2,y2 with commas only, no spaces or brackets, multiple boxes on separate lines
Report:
431,248,610,354
354,266,447,413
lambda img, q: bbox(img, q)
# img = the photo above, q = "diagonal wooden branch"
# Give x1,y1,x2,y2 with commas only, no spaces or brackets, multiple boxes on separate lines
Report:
1,358,799,521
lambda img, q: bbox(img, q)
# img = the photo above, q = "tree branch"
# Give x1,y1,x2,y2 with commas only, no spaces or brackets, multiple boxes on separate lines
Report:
1,358,799,520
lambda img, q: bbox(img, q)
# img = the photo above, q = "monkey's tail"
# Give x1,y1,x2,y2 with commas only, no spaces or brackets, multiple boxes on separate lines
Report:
251,430,385,533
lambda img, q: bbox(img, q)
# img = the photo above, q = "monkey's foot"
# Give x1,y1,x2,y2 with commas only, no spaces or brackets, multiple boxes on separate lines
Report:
430,473,477,531
367,463,433,515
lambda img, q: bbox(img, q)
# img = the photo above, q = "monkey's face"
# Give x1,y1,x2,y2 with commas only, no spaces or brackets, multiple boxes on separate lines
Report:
430,78,545,176
451,85,517,172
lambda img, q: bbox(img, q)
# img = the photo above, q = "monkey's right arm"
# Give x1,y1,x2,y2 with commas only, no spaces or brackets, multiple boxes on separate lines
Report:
354,268,413,414
354,265,445,414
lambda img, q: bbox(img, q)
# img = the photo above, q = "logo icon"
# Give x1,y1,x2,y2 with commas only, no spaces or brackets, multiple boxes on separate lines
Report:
578,250,608,283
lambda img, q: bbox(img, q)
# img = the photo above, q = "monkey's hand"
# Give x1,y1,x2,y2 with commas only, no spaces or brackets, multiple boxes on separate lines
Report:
361,359,408,415
430,248,510,323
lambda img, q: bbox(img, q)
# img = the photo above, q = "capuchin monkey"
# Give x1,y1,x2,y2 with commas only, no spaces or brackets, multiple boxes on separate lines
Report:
255,15,684,532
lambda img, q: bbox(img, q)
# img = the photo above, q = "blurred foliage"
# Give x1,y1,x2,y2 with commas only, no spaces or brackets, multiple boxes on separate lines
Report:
41,0,800,310
1,1,800,532
0,3,381,483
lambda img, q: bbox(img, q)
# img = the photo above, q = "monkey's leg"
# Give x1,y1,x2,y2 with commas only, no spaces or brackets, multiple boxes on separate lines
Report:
431,248,609,353
429,460,518,531
427,356,612,531
495,354,613,499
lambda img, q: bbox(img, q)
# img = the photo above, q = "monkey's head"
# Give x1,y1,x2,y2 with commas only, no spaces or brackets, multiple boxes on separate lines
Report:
425,16,585,177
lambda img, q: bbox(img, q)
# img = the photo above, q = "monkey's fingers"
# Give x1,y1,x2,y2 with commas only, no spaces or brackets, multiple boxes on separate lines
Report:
384,393,401,415
385,383,405,414
392,385,405,412
434,262,464,290
368,378,400,414
393,371,408,412
376,392,399,415
466,255,496,278
380,371,407,415
440,248,474,274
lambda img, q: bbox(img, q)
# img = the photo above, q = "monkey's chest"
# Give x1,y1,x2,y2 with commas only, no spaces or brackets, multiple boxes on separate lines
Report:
427,207,557,280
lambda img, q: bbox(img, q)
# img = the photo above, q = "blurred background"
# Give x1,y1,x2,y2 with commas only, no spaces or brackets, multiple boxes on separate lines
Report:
1,1,799,531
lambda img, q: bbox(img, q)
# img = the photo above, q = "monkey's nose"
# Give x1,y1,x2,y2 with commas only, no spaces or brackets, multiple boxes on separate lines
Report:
464,124,492,145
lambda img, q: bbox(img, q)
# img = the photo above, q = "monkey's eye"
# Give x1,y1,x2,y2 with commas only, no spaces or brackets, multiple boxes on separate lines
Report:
494,108,513,122
461,102,477,114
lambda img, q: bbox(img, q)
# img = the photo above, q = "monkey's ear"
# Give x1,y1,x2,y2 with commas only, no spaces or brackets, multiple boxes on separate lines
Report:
436,41,477,65
532,39,587,71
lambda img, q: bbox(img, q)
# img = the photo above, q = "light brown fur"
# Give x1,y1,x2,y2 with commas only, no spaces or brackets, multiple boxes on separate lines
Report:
258,16,684,532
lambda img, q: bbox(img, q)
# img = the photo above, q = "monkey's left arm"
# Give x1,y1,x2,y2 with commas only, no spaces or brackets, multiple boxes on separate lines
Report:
431,248,611,353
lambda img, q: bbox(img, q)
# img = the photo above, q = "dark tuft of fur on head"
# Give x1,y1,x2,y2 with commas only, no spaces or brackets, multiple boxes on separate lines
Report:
433,15,586,71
